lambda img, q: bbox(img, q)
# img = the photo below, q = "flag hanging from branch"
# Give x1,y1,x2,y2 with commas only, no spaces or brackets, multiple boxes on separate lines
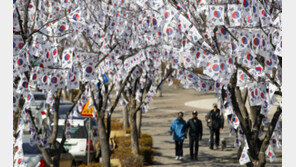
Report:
239,146,251,165
270,132,281,150
265,145,277,163
208,5,225,26
228,4,242,27
231,113,240,129
16,74,30,93
62,47,74,68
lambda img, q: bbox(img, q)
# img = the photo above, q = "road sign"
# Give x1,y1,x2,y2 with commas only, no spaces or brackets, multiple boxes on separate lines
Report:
81,99,94,117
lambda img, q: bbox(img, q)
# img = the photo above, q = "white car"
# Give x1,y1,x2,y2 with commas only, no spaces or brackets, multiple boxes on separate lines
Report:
21,137,75,167
56,118,95,164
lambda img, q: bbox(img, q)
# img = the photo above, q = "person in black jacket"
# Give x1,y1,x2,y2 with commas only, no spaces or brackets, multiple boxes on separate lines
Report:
186,110,203,160
205,103,224,150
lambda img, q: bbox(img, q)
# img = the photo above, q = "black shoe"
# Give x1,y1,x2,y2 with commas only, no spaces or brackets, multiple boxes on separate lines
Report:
209,146,213,150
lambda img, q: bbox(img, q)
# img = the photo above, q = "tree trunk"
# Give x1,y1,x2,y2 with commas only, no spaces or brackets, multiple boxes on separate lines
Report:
50,110,59,150
130,109,139,155
257,153,266,167
70,89,73,102
106,115,111,143
136,109,142,138
122,106,129,129
49,89,62,149
97,116,110,167
37,146,54,167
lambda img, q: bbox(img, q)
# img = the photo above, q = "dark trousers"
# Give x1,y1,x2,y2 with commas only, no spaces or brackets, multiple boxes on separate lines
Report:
189,137,199,158
175,140,184,156
210,128,220,148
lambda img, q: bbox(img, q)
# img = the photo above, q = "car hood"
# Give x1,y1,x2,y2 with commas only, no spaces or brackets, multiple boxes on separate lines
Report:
23,154,42,166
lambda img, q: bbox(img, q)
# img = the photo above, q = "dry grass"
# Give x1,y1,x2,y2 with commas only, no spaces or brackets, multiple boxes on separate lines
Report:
111,133,154,165
104,118,124,130
78,162,119,167
79,162,101,167
78,119,153,166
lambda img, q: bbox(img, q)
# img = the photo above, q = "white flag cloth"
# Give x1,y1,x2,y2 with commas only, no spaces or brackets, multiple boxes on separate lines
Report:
62,47,74,68
236,69,250,88
13,90,20,112
265,145,276,163
228,4,242,27
82,60,96,81
14,54,30,73
208,5,225,26
67,66,80,90
16,74,30,93
239,146,251,165
270,132,281,150
231,114,240,129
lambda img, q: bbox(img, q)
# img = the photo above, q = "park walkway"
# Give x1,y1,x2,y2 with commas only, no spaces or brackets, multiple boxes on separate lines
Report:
114,85,282,166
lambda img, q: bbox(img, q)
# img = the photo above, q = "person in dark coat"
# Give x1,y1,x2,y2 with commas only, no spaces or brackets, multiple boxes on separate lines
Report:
170,112,187,160
205,103,224,149
186,110,203,160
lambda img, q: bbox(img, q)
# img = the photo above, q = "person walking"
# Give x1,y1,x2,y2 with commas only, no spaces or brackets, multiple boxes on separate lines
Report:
186,110,203,160
170,112,187,160
205,103,224,150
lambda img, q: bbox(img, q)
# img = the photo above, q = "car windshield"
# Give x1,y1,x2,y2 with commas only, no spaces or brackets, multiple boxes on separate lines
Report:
58,105,72,116
57,125,88,138
60,101,73,105
22,143,41,154
33,94,46,101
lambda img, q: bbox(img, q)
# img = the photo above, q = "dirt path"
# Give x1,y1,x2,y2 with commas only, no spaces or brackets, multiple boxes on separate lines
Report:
113,85,282,167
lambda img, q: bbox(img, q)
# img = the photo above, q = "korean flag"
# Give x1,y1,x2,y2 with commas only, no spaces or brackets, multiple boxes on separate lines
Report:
228,4,242,27
23,91,35,109
231,114,240,129
67,66,80,90
238,30,251,49
83,60,96,81
39,69,50,91
265,145,276,163
57,70,66,89
239,146,251,165
236,69,250,88
14,54,29,73
30,67,40,87
208,5,225,26
49,69,59,92
251,30,262,54
16,74,30,93
62,47,74,68
258,3,271,26
56,19,68,35
13,90,20,112
270,132,281,150
51,45,60,64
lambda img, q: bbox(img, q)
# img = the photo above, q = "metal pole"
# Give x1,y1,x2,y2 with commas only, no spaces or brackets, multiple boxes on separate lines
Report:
87,117,90,165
